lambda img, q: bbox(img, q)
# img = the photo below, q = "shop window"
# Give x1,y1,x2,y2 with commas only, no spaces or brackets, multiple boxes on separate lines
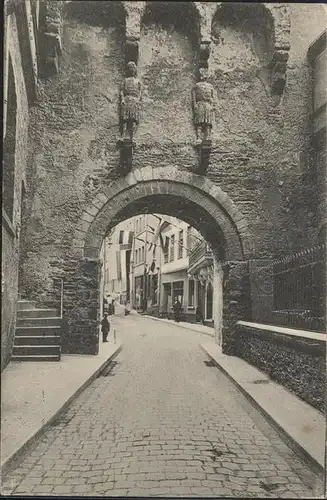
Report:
188,279,195,306
178,230,184,259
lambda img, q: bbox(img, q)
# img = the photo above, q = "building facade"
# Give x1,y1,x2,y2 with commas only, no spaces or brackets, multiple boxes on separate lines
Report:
2,0,39,370
2,2,326,363
100,220,134,313
130,214,162,312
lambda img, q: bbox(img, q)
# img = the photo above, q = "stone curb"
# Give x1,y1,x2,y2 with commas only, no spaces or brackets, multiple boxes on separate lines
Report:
200,344,325,478
141,313,215,338
1,344,122,477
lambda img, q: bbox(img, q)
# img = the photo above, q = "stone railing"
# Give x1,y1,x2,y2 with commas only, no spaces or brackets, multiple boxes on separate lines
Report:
235,321,326,412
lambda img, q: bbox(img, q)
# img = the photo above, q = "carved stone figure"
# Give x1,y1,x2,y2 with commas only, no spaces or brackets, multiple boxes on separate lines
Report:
192,68,214,145
119,61,141,142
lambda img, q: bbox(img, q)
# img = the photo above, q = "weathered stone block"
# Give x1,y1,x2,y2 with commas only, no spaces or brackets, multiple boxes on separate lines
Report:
81,212,94,223
235,323,325,412
76,220,91,234
84,204,99,218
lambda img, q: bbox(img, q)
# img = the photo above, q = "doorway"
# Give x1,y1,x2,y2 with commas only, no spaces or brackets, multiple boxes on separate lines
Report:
206,282,213,321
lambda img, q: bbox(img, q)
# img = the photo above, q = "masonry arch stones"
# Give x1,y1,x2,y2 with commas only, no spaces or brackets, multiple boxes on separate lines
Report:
73,167,253,263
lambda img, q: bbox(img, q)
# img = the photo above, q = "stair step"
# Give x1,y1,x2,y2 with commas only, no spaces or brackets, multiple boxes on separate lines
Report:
12,345,61,356
11,355,61,362
15,326,61,336
14,336,61,346
16,317,62,327
17,300,37,311
17,308,59,318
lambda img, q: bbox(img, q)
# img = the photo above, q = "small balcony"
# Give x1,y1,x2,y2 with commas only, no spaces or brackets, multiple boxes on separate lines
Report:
188,240,213,275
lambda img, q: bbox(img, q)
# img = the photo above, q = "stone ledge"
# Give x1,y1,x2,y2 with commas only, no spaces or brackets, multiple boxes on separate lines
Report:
237,321,326,342
200,342,325,475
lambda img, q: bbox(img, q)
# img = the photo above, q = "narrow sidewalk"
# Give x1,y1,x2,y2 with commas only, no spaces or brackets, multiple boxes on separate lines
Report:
141,312,215,337
1,341,121,475
201,342,325,476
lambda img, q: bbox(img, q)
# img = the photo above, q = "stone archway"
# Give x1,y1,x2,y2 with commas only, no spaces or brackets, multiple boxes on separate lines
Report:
72,167,252,259
62,167,253,356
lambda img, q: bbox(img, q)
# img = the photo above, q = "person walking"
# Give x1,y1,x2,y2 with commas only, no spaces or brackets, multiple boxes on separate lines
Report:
195,305,205,325
101,313,110,343
173,297,182,323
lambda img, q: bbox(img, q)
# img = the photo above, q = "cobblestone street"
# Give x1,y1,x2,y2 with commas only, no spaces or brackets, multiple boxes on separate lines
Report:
2,311,323,497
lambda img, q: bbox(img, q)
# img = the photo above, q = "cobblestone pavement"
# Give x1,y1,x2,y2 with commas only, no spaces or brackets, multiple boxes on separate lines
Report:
2,312,323,497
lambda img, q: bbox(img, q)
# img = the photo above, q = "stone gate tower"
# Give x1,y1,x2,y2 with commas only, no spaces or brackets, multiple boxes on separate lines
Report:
3,1,326,366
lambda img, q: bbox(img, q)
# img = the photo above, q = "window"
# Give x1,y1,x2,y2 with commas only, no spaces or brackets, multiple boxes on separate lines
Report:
152,274,158,305
187,226,191,252
164,236,169,264
188,279,195,307
135,249,138,264
136,220,139,233
178,230,183,259
119,230,124,244
170,235,175,262
141,246,145,262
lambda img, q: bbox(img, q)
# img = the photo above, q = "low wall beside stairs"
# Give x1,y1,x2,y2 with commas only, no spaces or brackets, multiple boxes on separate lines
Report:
235,321,326,412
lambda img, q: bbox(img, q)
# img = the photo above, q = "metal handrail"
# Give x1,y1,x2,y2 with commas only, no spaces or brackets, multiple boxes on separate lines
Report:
59,278,64,319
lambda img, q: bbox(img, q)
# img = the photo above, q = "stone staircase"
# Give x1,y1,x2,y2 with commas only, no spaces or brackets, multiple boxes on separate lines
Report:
12,300,61,362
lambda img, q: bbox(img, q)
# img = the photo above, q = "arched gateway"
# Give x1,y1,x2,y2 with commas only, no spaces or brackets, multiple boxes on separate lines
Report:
60,167,253,357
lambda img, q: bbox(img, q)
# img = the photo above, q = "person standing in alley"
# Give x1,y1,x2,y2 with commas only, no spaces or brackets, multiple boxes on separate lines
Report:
173,297,182,323
196,305,205,325
101,312,110,343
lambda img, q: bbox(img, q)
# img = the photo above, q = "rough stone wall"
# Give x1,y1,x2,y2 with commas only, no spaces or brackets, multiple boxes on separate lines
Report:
59,258,100,355
235,323,326,412
222,261,251,355
18,3,327,352
2,13,30,371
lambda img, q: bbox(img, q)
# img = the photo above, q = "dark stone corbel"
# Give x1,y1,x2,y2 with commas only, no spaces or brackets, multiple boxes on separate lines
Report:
195,139,212,174
119,138,133,174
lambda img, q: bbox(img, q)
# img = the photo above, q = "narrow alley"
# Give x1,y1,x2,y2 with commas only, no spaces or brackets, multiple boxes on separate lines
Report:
2,308,322,498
